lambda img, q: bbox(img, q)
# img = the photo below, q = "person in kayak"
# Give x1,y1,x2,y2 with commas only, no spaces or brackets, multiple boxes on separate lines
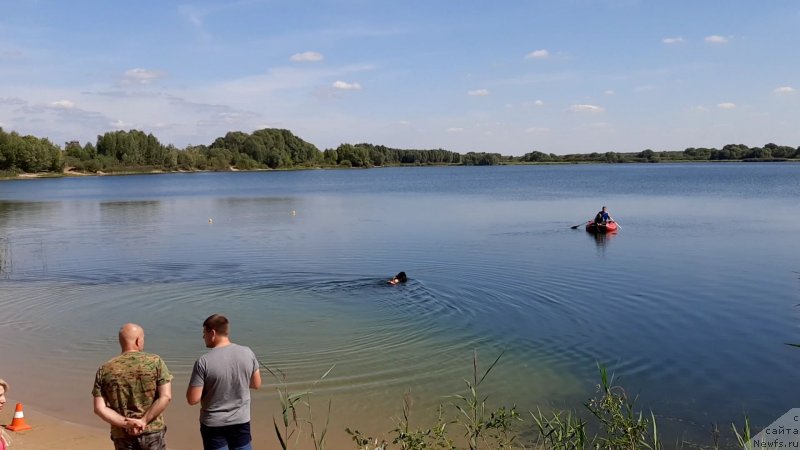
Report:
388,272,408,285
594,206,615,225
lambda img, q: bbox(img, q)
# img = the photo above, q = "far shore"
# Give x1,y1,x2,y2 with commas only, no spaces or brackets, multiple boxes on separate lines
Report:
3,158,789,182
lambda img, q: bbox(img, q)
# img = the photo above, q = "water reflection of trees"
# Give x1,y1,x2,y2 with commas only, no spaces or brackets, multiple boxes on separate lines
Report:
0,234,11,278
0,201,59,277
0,202,10,277
212,197,305,222
99,200,162,224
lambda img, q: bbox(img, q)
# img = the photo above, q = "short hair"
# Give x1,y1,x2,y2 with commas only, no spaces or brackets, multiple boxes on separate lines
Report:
203,314,230,336
0,378,8,393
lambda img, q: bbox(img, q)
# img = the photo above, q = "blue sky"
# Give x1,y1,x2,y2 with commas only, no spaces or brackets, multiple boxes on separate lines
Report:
0,0,798,155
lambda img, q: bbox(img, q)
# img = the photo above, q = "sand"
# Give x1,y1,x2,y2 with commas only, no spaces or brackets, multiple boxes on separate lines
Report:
2,400,377,450
2,404,111,450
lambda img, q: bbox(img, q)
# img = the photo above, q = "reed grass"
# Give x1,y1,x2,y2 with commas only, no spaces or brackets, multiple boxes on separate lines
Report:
732,416,751,450
261,360,335,450
263,354,758,450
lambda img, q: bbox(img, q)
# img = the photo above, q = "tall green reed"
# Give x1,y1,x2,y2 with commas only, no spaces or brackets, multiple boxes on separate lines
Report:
262,361,335,450
263,354,757,450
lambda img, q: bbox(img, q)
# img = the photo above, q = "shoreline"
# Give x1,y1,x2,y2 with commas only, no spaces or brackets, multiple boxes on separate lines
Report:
2,401,387,450
1,389,387,450
1,402,111,450
3,158,793,181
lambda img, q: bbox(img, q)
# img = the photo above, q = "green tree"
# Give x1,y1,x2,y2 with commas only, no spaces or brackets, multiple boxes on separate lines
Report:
323,149,338,165
521,151,551,162
0,128,63,172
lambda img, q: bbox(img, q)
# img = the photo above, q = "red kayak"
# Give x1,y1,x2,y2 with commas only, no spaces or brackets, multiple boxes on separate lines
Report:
586,221,618,233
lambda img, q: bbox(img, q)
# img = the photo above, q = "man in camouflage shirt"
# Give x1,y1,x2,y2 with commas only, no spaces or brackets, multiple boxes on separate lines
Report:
93,323,173,450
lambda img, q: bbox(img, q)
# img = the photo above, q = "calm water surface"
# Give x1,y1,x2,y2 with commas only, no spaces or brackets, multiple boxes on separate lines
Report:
1,164,798,448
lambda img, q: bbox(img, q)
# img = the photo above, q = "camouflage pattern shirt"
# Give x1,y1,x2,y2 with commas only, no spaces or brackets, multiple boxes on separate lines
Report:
92,351,172,439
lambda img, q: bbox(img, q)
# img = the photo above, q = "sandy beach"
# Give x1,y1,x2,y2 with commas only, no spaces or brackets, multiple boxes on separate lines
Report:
2,398,379,450
2,403,111,450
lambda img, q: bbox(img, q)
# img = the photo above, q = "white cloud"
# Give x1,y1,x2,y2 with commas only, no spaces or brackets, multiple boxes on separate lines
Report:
774,86,796,94
177,3,252,35
604,90,615,95
123,68,166,85
524,127,550,133
399,120,410,125
467,89,489,96
290,51,324,62
110,119,130,129
569,104,604,113
218,112,250,124
49,100,75,109
1,49,24,59
446,127,464,132
705,35,730,44
498,71,577,86
691,105,708,112
474,121,503,129
0,97,26,106
717,102,736,109
215,64,373,98
662,37,685,44
516,100,544,108
524,49,550,59
178,5,204,27
332,80,362,90
585,122,612,129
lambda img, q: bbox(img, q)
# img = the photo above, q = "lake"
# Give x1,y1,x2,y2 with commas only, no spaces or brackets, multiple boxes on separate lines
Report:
1,163,798,448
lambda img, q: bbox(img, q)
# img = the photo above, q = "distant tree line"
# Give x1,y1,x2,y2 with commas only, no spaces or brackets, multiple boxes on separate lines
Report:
61,128,321,173
518,143,800,164
0,125,798,176
323,143,461,167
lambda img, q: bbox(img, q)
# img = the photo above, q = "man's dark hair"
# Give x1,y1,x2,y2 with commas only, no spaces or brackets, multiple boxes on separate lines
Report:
396,272,408,283
203,314,230,336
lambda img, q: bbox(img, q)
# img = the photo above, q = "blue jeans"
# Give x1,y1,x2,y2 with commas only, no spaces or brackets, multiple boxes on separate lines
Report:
207,443,251,450
200,422,252,450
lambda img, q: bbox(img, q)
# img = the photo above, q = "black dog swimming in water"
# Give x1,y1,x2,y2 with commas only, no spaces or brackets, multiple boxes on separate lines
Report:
387,271,407,285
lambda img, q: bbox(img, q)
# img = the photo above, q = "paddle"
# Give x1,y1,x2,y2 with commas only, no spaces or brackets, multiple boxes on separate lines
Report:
570,221,590,229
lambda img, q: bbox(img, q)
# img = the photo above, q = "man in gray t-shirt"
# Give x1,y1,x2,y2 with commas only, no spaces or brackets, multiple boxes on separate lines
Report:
187,314,262,450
